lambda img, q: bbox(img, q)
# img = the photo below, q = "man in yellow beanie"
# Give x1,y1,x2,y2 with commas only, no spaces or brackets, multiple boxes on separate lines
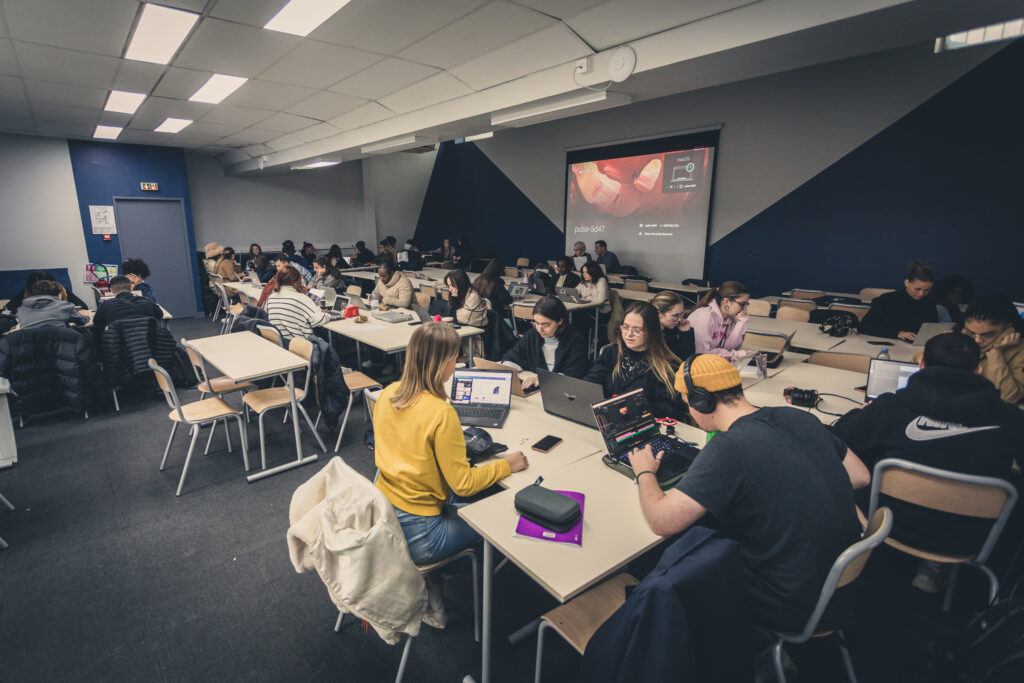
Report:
628,353,869,635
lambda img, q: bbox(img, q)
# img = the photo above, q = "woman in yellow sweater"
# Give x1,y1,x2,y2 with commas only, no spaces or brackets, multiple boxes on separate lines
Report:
374,322,528,566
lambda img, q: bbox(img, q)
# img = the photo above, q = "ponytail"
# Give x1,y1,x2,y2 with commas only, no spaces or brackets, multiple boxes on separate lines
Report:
694,280,748,309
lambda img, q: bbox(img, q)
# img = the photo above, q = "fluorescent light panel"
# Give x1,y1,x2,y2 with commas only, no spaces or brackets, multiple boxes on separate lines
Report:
936,18,1023,52
104,90,146,114
464,132,493,142
361,135,437,154
189,74,248,104
264,0,352,36
93,125,123,140
125,4,199,65
154,117,193,133
491,91,632,128
292,160,341,170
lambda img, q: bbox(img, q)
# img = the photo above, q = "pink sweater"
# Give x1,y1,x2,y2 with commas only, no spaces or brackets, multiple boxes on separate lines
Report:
687,300,748,360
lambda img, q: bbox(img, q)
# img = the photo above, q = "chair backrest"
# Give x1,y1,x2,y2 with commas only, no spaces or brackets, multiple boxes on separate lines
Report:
414,291,431,309
828,303,870,321
179,338,209,386
209,272,224,285
859,287,894,301
149,358,186,420
777,298,815,313
790,289,824,300
213,281,229,306
258,324,284,347
747,299,772,317
785,507,892,642
512,303,534,321
346,285,362,297
516,257,529,268
868,458,1018,564
776,306,810,322
623,280,648,292
419,285,438,299
90,285,103,308
504,267,519,278
743,330,790,352
808,351,870,374
288,337,315,393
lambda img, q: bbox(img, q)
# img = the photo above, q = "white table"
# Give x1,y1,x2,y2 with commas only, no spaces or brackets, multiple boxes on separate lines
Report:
742,362,865,424
832,334,918,362
746,316,847,352
187,332,316,481
325,313,483,369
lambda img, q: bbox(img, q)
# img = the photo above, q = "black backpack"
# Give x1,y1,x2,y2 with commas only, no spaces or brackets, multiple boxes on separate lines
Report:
946,580,1024,682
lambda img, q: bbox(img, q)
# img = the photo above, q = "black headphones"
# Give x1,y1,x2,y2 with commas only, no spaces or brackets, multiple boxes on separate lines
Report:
682,355,717,414
783,386,820,408
818,312,853,338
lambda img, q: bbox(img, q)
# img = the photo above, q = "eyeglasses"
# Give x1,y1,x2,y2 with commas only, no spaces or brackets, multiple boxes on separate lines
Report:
963,326,1003,341
620,324,646,336
728,298,750,309
667,313,686,321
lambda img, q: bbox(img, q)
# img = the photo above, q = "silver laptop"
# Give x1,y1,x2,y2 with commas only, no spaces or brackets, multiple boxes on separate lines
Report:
507,282,530,300
449,368,513,428
866,358,919,400
912,322,955,347
250,270,261,286
323,287,337,308
372,310,414,324
536,369,605,429
556,287,583,305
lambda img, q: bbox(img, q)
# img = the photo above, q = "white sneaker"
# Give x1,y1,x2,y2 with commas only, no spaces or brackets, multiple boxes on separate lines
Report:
912,561,942,593
361,360,374,368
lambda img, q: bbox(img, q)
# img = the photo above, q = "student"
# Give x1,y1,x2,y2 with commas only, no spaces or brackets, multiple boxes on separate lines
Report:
834,334,1022,566
373,323,527,617
16,279,89,329
593,240,621,274
371,239,395,265
257,255,309,307
301,242,317,265
353,240,375,264
444,268,486,326
250,254,275,284
628,353,869,634
281,240,308,268
2,271,88,314
275,253,311,285
584,301,685,419
242,243,262,273
121,258,156,301
687,281,750,360
310,257,342,291
932,274,973,324
961,295,1024,403
651,291,696,361
576,262,610,312
436,237,454,262
214,247,242,282
374,261,413,308
92,275,163,343
858,260,937,341
265,266,329,341
326,244,349,269
452,236,472,269
401,239,424,270
502,296,590,383
472,258,512,312
553,257,581,290
572,240,591,263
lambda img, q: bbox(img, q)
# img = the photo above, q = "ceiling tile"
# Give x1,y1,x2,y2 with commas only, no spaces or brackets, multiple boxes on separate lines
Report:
185,120,246,137
567,0,751,50
153,67,215,100
377,72,472,115
112,61,167,93
32,103,99,125
329,57,438,99
198,105,273,127
0,95,32,119
312,0,489,54
134,95,213,121
327,101,393,131
0,40,18,77
164,132,222,148
266,133,305,151
397,1,553,69
513,0,609,19
293,121,341,142
243,143,271,157
159,1,210,13
195,145,236,156
261,41,383,90
13,42,120,89
221,128,279,145
25,79,108,109
97,111,134,127
3,0,137,58
127,115,166,131
117,128,173,145
209,0,284,27
0,74,24,99
222,79,318,110
258,111,322,133
285,91,365,120
220,149,252,164
173,18,301,78
450,23,591,90
35,120,95,139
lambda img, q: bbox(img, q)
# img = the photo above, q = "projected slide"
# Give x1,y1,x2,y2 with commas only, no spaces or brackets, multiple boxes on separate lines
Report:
565,134,717,282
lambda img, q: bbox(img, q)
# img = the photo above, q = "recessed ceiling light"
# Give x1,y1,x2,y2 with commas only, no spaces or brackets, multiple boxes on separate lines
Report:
154,117,193,133
292,160,341,170
125,3,200,65
264,0,352,37
935,18,1023,52
189,74,248,104
104,90,146,114
464,132,493,142
94,125,123,140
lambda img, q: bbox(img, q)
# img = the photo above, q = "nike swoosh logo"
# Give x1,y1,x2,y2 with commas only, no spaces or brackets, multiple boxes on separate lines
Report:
904,417,999,441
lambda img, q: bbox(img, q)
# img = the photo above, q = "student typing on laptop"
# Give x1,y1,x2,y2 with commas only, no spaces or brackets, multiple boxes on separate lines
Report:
858,260,938,342
628,353,870,635
502,296,590,389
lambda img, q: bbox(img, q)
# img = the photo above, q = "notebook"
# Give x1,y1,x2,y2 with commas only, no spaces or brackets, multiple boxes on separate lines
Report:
449,368,513,428
514,490,584,546
912,322,955,347
865,358,919,400
536,369,604,429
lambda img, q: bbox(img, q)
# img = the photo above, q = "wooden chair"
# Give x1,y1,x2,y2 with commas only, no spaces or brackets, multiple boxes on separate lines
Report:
211,282,233,331
150,359,249,497
776,306,810,323
332,371,384,452
534,573,638,682
858,458,1017,611
776,298,815,313
504,267,520,278
346,285,362,297
747,299,772,317
770,508,892,683
242,338,327,470
808,352,871,374
420,285,438,299
257,324,284,348
829,303,870,321
512,302,534,336
623,280,648,292
181,338,256,455
516,257,530,268
859,287,893,301
790,289,824,300
743,330,791,353
414,291,431,310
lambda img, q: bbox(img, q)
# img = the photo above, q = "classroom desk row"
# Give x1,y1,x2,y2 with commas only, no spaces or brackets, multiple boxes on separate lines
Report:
745,315,918,361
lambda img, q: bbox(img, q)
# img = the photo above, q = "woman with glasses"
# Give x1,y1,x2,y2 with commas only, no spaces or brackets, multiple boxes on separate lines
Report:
687,280,751,360
584,301,684,419
961,296,1024,403
651,291,695,362
501,296,590,386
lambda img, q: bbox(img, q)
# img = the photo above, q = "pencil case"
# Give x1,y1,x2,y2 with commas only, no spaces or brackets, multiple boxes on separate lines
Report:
514,481,581,533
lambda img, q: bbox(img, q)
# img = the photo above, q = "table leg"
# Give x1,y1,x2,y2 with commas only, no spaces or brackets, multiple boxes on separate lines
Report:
464,336,474,367
592,309,599,358
482,540,493,683
246,368,318,482
355,341,363,369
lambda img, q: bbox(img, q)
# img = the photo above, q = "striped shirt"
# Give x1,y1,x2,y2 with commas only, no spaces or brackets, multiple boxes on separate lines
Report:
265,286,329,341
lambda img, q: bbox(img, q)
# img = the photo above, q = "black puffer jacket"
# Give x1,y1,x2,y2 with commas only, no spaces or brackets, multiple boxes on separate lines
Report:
0,326,106,414
102,317,190,389
306,335,352,430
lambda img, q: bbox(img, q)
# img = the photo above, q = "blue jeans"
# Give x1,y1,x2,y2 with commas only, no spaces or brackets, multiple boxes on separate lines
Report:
394,502,481,566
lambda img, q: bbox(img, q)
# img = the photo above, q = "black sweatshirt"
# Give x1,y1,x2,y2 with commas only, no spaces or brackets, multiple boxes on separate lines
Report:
584,345,685,420
858,289,937,338
502,326,590,378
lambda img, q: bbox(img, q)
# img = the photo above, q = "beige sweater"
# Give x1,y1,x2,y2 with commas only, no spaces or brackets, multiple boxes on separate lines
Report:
979,332,1024,404
455,290,488,327
577,278,610,313
374,271,413,308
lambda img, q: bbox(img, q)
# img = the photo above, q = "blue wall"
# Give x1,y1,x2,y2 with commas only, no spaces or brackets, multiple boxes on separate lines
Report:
66,141,203,310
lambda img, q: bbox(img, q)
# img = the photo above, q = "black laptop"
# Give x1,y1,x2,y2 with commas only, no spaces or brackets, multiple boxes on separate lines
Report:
536,369,605,429
449,368,513,428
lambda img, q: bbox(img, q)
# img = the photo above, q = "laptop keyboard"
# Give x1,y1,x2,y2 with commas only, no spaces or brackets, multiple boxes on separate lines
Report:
456,405,505,418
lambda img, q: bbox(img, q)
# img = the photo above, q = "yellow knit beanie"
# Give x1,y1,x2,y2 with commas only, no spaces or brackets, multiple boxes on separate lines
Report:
675,354,742,395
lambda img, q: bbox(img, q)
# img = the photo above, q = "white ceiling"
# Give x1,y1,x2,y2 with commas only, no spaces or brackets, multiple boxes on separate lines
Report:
0,0,1017,173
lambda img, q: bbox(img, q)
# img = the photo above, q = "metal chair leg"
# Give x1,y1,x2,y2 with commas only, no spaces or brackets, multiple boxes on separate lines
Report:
224,417,232,453
176,426,201,496
334,393,355,452
160,422,179,470
772,640,788,683
298,403,327,452
467,551,480,643
204,419,218,455
258,411,268,470
837,630,858,683
943,564,960,612
334,611,345,632
234,415,250,471
112,389,120,412
534,620,552,683
976,563,999,605
0,535,7,550
0,492,13,511
395,633,413,683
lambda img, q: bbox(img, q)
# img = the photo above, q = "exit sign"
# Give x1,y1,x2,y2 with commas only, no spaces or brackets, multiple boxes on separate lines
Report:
140,182,159,191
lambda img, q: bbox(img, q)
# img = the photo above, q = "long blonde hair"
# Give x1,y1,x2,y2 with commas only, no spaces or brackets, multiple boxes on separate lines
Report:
614,301,680,397
650,291,684,316
390,322,461,410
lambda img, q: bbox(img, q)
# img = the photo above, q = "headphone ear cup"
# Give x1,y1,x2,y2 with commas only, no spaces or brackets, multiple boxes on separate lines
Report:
688,386,716,414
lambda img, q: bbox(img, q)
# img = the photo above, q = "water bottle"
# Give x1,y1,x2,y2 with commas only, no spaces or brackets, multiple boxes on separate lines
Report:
369,292,379,312
876,347,890,360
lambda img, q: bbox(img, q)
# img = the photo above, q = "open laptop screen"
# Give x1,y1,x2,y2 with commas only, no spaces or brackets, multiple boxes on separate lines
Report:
592,389,658,456
866,358,919,400
450,369,512,406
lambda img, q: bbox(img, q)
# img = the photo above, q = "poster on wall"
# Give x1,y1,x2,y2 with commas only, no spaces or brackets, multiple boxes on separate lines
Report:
89,205,117,234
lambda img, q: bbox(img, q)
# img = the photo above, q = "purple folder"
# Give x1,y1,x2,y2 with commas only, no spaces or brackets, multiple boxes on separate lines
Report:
514,490,584,547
